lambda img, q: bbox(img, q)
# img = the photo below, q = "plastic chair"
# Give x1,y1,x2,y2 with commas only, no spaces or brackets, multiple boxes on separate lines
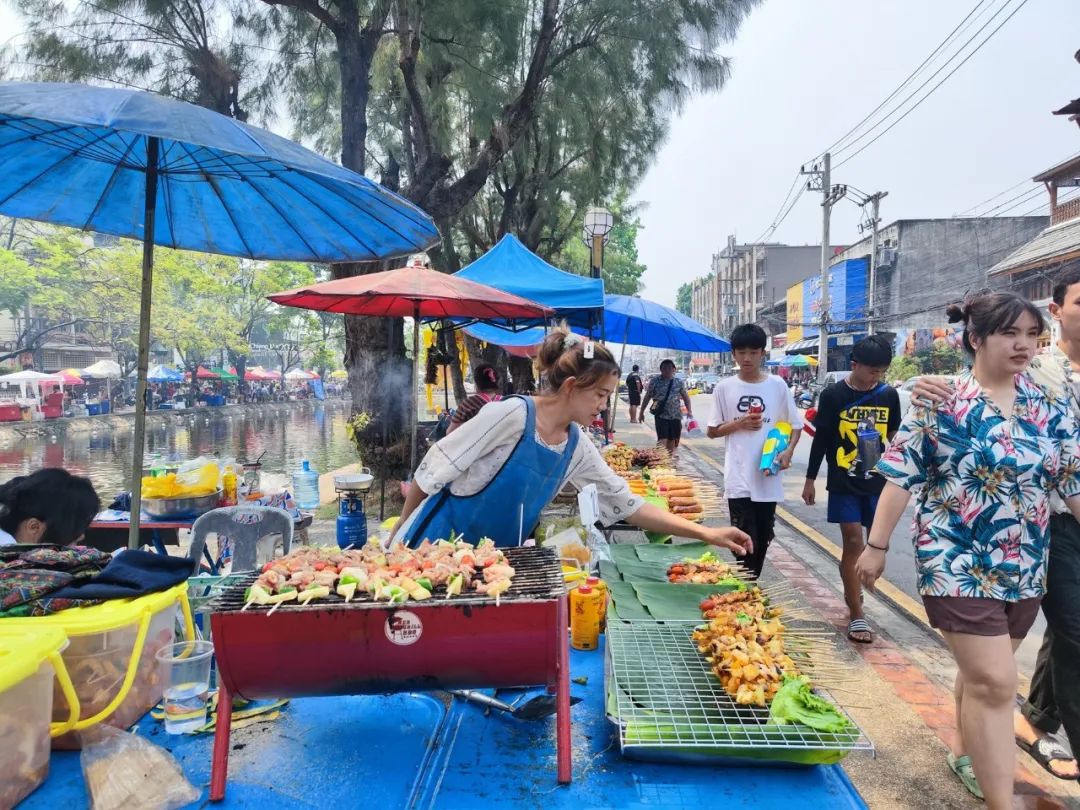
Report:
187,506,294,575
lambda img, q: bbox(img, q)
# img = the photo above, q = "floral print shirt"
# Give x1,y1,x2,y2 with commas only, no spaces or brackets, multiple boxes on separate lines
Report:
877,370,1080,601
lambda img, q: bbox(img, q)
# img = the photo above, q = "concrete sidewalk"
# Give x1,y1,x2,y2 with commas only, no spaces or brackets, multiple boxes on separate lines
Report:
612,415,1080,810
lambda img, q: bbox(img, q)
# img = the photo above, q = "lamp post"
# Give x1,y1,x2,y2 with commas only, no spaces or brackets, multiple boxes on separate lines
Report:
583,206,613,343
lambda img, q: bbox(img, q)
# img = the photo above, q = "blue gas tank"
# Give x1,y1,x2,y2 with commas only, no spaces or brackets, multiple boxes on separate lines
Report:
334,471,374,550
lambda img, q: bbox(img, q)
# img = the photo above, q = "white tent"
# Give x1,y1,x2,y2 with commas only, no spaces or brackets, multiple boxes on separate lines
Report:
82,359,123,379
0,370,64,385
284,368,311,382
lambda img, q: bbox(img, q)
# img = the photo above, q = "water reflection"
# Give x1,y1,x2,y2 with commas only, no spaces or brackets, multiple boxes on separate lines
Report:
0,401,357,498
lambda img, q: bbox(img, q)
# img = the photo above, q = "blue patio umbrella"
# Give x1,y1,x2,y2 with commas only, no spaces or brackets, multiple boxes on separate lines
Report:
0,81,439,547
145,365,183,383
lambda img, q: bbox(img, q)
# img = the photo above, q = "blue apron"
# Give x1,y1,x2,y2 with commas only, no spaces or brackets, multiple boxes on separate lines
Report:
401,396,579,548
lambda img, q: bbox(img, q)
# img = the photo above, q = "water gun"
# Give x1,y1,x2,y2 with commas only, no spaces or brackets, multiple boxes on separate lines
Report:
759,422,793,476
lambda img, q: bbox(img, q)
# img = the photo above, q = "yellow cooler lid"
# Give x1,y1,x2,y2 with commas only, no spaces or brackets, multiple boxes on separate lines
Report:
0,626,67,692
0,582,188,636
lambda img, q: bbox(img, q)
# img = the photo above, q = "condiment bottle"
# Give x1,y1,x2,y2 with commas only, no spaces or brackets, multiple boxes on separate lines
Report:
221,466,238,506
570,585,601,651
585,576,608,632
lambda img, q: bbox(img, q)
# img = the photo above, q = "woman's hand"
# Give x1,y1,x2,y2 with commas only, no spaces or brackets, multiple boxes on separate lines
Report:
856,546,886,591
700,525,753,557
910,376,953,406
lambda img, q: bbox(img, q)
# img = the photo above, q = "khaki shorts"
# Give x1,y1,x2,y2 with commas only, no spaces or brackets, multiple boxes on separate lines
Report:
922,595,1041,640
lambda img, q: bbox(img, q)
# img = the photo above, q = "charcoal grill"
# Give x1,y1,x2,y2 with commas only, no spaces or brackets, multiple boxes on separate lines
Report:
207,546,570,799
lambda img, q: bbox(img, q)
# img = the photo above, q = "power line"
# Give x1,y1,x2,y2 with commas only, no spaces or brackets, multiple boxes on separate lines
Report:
751,172,804,245
957,150,1080,217
816,0,995,159
833,0,1031,169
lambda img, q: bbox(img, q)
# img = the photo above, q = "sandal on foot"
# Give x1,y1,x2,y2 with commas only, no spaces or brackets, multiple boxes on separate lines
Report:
947,753,984,800
847,618,873,644
1016,735,1079,780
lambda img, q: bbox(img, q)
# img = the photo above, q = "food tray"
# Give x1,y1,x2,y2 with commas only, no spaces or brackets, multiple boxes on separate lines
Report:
605,620,873,765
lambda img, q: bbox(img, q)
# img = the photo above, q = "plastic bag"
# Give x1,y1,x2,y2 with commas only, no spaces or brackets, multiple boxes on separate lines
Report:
80,725,200,810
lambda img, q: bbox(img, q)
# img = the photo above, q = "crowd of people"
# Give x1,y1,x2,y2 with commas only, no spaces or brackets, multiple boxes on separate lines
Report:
619,275,1080,809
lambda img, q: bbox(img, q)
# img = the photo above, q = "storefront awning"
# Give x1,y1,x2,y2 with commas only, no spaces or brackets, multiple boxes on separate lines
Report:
990,218,1080,276
785,337,819,352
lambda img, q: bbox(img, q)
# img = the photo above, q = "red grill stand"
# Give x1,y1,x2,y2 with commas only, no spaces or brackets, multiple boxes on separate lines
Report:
208,591,570,800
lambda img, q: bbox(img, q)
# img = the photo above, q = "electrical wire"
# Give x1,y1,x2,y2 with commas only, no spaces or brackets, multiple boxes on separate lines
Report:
833,0,1031,169
750,172,804,245
816,0,995,159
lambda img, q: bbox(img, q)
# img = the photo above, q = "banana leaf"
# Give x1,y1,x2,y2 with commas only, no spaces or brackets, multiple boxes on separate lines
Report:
632,542,715,564
622,719,852,765
607,560,671,583
598,559,623,583
607,581,652,621
610,544,646,566
631,582,744,621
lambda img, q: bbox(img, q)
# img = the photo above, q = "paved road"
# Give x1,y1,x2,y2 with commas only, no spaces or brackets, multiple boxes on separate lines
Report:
657,394,1045,677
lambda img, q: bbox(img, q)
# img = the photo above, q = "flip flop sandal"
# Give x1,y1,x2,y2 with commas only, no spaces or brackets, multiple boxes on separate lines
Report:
947,752,984,800
1016,735,1079,780
847,618,874,644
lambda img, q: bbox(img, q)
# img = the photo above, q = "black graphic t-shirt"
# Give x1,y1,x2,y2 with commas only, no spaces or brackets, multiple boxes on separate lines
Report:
806,381,901,496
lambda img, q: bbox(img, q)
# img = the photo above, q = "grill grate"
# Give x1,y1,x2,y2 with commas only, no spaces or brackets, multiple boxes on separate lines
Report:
209,545,564,613
607,621,873,754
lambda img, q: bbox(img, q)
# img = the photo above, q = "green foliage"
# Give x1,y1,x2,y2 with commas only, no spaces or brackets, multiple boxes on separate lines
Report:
553,195,646,296
886,354,920,382
918,343,963,375
675,283,693,316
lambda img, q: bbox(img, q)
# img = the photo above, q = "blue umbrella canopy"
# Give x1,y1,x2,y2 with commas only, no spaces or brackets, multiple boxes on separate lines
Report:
465,294,730,353
0,82,438,260
0,81,440,548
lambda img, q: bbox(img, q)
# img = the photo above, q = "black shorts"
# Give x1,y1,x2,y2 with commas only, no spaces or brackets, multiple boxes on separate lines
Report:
654,416,682,440
628,393,641,406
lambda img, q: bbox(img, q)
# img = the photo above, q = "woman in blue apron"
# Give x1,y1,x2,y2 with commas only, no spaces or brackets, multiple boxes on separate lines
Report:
393,327,752,556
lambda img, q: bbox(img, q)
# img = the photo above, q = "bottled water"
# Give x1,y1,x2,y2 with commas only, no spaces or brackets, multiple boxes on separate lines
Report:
292,460,321,509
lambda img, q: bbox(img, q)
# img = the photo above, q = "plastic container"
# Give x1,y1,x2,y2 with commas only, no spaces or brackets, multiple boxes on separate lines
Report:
570,585,602,651
585,576,608,631
0,627,79,808
222,467,238,506
292,459,321,509
0,582,195,749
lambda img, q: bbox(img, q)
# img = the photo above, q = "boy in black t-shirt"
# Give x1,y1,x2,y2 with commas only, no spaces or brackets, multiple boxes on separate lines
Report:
802,335,900,644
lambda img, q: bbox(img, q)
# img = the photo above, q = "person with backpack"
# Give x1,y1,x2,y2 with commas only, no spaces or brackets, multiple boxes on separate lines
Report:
448,365,503,434
801,335,900,644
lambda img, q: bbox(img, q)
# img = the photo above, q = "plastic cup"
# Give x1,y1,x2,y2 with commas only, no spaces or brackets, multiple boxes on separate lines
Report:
156,640,214,734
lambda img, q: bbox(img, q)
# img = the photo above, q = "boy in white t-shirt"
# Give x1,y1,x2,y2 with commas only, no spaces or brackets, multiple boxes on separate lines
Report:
707,324,803,577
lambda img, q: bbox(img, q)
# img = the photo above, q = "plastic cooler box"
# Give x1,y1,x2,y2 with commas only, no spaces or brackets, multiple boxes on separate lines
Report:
0,627,79,807
0,583,195,749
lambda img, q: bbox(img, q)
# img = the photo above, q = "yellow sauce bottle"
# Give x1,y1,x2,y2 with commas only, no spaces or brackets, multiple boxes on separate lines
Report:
222,466,238,506
570,585,601,651
585,576,608,632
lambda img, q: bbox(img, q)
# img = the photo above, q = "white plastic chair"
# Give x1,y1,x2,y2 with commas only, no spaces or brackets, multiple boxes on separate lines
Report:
187,505,294,575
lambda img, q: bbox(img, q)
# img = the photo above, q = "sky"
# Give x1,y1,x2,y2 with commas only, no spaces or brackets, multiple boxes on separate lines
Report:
2,0,1078,311
631,0,1080,306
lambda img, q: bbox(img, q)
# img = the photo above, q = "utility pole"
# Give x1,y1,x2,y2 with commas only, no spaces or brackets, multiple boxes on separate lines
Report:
863,192,888,335
801,153,841,385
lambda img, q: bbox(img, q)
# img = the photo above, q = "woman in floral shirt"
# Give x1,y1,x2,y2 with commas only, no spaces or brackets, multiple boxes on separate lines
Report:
857,292,1080,809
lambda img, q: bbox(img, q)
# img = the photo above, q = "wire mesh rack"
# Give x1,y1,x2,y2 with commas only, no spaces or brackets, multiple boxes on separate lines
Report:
606,620,874,758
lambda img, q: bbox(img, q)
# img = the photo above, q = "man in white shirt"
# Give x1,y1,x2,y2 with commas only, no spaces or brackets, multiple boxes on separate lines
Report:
707,324,803,577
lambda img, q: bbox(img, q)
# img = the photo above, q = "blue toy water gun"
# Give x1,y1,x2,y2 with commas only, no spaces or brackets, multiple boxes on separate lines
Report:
759,421,793,477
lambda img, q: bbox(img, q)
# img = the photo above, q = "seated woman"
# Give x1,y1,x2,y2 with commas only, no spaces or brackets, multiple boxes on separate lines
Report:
0,468,100,546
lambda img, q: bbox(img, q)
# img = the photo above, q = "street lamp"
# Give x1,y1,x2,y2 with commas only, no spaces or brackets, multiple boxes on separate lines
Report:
583,206,614,280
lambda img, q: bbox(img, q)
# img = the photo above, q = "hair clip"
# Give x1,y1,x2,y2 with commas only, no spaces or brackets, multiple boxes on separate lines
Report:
584,341,594,359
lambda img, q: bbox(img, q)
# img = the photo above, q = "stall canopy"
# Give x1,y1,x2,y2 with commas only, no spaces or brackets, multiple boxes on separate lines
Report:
211,366,238,381
465,294,730,354
82,359,122,379
146,364,183,383
453,234,604,327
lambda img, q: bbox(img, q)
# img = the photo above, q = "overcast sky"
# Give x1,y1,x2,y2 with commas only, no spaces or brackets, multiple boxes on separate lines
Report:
633,0,1080,306
3,0,1078,311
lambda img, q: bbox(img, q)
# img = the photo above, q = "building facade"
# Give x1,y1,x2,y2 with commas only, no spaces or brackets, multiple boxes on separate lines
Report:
715,242,822,335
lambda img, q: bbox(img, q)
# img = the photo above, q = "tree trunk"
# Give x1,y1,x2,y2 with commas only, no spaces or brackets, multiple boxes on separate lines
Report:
508,355,535,393
229,351,248,397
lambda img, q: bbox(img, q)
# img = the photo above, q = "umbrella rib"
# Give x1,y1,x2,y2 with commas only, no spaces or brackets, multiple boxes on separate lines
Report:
299,170,431,253
239,173,322,259
204,166,256,259
81,132,142,232
268,171,378,259
0,125,118,209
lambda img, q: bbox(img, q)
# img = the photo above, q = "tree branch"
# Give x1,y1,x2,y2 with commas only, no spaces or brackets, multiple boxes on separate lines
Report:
260,0,341,35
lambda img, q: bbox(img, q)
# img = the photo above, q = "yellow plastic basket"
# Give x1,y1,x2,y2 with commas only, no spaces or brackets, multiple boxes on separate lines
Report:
0,583,195,741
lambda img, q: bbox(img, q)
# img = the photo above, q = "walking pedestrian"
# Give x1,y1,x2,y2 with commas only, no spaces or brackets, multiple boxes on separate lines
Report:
626,365,644,423
914,268,1080,781
802,335,900,644
639,359,693,458
859,292,1080,809
707,324,803,578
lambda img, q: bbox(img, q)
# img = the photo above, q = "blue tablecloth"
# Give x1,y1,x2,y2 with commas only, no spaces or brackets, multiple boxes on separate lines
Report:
21,634,865,809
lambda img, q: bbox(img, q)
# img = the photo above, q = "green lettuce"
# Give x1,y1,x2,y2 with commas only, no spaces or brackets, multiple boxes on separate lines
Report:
768,677,853,734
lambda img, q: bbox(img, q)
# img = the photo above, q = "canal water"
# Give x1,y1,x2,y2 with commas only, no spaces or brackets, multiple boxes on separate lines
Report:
0,400,360,499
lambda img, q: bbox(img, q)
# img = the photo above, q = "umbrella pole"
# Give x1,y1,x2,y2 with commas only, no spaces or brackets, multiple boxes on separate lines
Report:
128,136,160,551
410,303,420,474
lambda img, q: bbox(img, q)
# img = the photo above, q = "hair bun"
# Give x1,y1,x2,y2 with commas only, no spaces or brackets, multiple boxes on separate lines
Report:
945,303,967,324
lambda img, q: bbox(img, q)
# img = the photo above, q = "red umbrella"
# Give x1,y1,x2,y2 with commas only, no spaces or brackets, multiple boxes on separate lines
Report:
269,261,552,467
196,366,219,379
